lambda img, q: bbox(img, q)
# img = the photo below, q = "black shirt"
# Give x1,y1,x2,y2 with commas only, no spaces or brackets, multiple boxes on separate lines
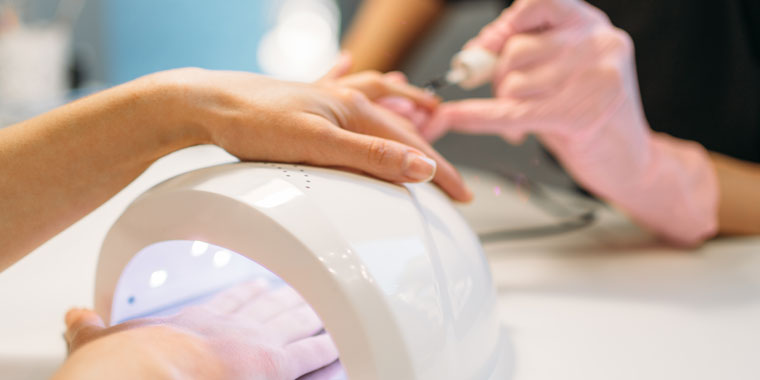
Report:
446,0,760,162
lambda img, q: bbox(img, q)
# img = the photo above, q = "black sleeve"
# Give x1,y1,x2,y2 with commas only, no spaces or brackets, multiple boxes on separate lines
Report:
740,0,760,64
443,0,502,4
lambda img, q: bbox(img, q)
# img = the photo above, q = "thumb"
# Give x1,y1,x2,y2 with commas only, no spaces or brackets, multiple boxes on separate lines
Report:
318,51,353,82
421,98,536,143
464,0,580,53
64,308,106,353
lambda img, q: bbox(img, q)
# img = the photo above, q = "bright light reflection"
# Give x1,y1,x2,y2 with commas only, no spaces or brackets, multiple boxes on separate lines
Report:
253,185,301,208
149,270,168,288
213,250,232,268
191,241,209,256
257,0,339,81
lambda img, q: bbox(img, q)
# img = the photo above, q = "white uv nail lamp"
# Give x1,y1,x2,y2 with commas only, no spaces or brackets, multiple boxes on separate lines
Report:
93,162,510,380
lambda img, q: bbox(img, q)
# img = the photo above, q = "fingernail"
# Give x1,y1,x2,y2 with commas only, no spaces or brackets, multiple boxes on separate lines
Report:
404,153,437,182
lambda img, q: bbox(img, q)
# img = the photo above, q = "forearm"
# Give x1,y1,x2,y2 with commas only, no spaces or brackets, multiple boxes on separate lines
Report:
0,73,207,270
711,152,760,235
342,0,445,72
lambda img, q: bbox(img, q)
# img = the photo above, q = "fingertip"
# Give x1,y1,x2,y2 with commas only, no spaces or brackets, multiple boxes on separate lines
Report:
383,71,407,83
64,308,84,327
459,185,475,203
65,308,103,329
321,51,354,81
437,171,475,203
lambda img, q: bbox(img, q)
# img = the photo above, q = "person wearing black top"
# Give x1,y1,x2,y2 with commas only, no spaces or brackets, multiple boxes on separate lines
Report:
343,0,760,242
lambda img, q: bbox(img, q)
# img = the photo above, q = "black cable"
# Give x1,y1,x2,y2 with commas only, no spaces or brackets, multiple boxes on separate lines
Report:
475,170,601,243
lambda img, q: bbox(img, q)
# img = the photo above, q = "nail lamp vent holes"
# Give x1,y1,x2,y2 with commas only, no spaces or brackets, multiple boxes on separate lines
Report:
268,164,314,190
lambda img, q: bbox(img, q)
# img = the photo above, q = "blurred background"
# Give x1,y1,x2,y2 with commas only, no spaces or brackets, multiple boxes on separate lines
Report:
0,0,573,188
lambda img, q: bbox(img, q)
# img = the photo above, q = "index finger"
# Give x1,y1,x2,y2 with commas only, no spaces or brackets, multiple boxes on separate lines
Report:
336,71,441,111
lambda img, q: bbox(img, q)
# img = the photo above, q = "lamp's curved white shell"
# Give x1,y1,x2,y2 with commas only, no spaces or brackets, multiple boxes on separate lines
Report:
94,162,510,380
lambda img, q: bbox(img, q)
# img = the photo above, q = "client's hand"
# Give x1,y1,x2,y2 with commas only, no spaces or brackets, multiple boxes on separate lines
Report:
318,53,435,138
149,64,471,202
54,281,337,380
0,60,471,272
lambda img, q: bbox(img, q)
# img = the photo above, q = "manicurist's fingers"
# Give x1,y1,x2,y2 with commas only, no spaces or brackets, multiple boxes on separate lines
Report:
64,308,106,353
202,279,271,314
422,98,542,143
266,304,324,345
236,285,306,322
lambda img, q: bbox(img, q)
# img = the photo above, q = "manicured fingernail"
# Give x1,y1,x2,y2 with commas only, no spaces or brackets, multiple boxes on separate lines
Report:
404,153,437,182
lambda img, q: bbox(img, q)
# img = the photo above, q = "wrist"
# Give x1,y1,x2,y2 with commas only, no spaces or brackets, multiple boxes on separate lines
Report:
616,134,719,246
129,69,214,152
54,325,226,380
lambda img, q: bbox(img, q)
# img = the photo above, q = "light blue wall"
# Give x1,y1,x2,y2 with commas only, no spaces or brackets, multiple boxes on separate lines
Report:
103,0,274,84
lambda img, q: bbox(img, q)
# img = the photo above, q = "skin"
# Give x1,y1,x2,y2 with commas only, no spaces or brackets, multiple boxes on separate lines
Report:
342,0,760,238
341,0,445,73
0,60,471,378
711,153,760,235
55,281,340,380
0,60,471,272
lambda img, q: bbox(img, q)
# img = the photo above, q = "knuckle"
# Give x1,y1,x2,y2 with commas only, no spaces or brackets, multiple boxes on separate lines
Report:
364,72,386,93
593,61,626,92
367,139,391,167
251,347,288,378
611,28,634,56
592,27,633,57
587,30,633,86
334,87,368,106
503,38,526,63
585,4,612,24
364,70,383,79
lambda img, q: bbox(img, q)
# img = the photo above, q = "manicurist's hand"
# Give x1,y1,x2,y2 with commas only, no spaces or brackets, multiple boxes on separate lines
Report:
54,281,336,380
420,0,719,246
0,64,470,271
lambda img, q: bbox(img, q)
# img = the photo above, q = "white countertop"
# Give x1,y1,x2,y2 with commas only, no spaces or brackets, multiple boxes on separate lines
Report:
2,145,759,379
484,213,760,380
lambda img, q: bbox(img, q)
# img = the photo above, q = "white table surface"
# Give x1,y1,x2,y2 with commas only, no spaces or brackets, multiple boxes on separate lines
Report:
2,145,759,379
